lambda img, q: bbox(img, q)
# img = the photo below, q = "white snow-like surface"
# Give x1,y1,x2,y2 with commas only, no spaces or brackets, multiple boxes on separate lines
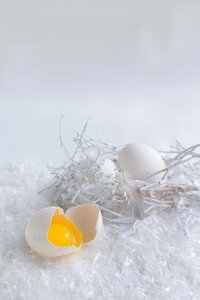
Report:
1,161,200,300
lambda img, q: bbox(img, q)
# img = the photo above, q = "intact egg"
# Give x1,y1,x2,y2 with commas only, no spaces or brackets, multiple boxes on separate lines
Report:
25,207,82,258
66,203,102,243
118,143,166,183
101,159,117,177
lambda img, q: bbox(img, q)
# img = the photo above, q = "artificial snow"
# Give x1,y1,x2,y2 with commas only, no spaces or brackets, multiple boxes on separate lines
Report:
1,160,200,300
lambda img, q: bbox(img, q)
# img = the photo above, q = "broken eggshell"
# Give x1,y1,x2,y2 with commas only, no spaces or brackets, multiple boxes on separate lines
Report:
25,206,83,258
25,204,103,258
66,203,103,243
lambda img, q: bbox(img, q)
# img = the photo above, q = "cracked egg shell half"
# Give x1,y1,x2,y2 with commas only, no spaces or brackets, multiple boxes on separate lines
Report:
66,203,103,243
25,206,83,258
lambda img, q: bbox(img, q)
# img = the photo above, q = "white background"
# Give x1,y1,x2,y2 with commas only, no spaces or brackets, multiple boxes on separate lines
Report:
1,0,200,165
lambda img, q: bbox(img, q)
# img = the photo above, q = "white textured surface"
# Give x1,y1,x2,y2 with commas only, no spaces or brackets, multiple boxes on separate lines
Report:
1,161,200,299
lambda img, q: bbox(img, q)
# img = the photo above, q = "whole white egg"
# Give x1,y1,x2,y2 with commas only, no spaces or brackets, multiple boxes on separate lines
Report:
101,159,117,177
118,143,166,183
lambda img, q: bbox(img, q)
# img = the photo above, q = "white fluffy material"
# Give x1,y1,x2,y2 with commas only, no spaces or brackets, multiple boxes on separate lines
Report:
1,161,200,300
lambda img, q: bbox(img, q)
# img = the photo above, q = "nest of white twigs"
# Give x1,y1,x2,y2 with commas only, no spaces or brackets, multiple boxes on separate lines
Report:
41,119,200,236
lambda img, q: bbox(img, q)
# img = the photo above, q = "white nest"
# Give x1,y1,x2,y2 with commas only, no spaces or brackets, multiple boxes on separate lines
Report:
43,122,200,236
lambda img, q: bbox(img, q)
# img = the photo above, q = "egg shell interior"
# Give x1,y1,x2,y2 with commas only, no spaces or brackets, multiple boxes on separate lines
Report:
66,203,102,243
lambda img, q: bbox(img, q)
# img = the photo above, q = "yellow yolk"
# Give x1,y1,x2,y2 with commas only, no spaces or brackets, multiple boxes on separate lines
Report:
48,208,82,248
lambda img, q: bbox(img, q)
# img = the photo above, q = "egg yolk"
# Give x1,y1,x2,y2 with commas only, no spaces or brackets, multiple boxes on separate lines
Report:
48,209,82,248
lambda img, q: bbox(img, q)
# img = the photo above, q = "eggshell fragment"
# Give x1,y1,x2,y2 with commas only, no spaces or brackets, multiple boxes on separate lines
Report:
66,203,103,243
25,207,82,258
118,143,166,183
